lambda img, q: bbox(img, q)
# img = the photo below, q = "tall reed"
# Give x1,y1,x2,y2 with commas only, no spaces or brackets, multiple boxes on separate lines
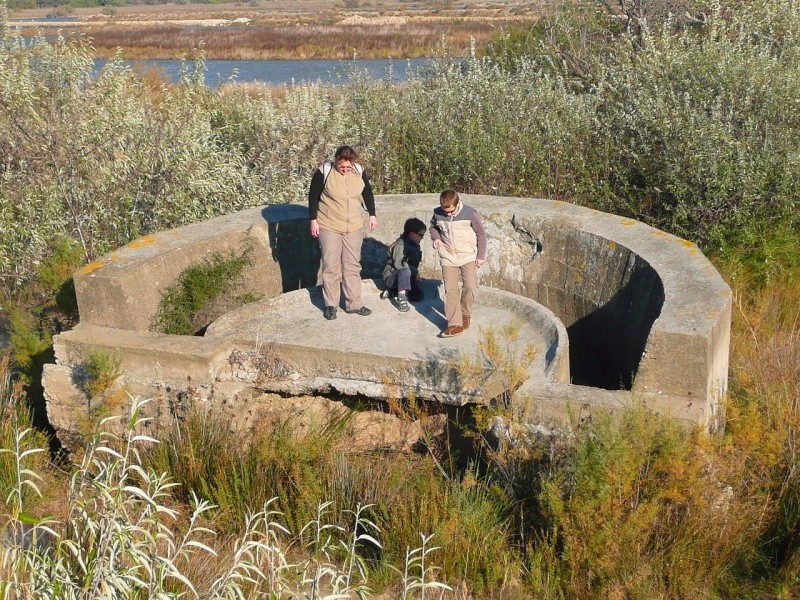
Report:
0,397,453,598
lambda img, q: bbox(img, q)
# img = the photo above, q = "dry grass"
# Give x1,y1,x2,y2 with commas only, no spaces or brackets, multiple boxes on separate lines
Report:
10,1,544,59
33,18,538,60
9,0,544,22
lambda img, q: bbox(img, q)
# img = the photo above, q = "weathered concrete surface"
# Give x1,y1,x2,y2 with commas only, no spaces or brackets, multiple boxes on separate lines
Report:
208,279,568,400
73,205,315,331
48,194,732,440
43,280,569,446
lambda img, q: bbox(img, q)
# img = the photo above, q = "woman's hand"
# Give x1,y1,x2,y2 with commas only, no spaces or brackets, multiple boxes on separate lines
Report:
310,219,320,238
369,216,378,230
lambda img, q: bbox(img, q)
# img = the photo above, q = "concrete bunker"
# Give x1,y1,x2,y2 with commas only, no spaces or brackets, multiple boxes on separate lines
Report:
42,195,731,448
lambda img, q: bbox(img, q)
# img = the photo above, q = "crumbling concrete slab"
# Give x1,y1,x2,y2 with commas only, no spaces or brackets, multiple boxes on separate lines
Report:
44,279,569,446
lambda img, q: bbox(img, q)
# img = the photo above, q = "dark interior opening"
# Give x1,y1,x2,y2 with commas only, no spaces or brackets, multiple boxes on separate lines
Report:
566,260,664,390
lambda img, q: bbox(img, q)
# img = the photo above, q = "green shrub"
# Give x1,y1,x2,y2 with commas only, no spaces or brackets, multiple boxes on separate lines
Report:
35,237,83,319
151,247,256,335
77,351,122,400
6,306,52,385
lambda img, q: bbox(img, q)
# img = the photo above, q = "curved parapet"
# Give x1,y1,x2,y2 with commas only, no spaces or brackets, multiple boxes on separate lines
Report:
44,195,731,445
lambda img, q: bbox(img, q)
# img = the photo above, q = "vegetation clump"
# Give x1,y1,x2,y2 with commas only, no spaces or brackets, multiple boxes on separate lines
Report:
151,246,257,335
0,397,453,598
76,351,122,401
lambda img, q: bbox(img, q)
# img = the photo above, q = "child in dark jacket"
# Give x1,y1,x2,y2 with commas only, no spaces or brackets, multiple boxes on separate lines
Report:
381,218,426,312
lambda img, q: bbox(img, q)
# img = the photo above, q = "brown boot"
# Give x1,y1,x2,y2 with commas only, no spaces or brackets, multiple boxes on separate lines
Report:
442,325,465,338
462,314,471,330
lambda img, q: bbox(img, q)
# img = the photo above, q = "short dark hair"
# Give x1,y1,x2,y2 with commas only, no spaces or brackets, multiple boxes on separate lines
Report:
403,217,427,236
334,145,358,162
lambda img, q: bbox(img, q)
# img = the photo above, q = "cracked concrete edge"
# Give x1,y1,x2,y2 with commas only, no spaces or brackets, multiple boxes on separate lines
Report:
50,322,516,407
515,382,715,431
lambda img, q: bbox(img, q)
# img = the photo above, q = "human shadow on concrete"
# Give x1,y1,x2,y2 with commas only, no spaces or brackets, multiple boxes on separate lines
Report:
302,285,327,311
262,205,320,293
360,237,388,280
372,277,447,330
568,262,664,390
299,283,375,314
412,279,448,330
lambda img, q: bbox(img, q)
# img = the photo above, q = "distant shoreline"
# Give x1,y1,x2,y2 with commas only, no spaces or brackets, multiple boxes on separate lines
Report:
7,1,542,61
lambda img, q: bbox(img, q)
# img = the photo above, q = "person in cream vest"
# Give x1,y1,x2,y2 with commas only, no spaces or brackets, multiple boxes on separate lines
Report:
308,145,378,320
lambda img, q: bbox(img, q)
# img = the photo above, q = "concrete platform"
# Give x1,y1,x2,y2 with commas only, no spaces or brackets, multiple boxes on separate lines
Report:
206,279,569,402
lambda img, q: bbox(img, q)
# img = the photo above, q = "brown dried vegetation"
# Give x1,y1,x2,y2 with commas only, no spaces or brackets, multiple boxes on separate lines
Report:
11,0,544,59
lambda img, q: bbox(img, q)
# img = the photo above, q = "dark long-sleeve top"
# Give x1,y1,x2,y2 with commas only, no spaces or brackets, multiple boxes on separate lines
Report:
307,166,376,220
382,235,423,280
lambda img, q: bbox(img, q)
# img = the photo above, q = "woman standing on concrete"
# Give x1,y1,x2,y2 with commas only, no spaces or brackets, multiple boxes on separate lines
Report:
308,145,378,320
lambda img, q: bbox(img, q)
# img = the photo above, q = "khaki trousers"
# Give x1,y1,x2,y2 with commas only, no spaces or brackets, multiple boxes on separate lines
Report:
319,228,364,311
442,262,478,327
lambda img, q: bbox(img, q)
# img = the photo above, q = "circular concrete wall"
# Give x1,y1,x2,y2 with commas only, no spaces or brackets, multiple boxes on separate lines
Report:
61,194,732,430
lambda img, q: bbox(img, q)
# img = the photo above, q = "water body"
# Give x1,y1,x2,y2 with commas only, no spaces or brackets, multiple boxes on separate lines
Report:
11,16,79,23
93,57,435,87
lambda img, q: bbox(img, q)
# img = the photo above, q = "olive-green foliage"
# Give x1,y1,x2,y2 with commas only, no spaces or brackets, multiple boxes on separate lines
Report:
6,306,52,384
151,248,254,335
479,0,800,278
144,406,519,593
35,237,82,319
77,351,121,399
3,0,797,292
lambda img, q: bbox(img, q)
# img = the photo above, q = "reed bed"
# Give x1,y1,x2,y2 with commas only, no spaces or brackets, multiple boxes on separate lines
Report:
83,19,538,60
0,398,455,598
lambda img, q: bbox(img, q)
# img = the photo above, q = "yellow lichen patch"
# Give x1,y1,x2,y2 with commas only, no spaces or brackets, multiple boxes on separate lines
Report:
652,230,667,237
128,234,157,249
79,259,108,276
620,219,637,227
608,241,617,250
679,239,699,256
